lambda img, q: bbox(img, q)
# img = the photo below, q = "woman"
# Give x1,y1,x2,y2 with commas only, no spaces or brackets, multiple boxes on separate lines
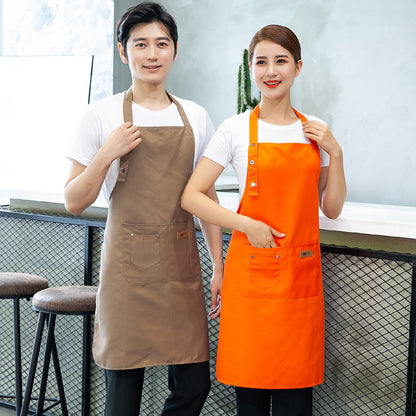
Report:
181,25,346,416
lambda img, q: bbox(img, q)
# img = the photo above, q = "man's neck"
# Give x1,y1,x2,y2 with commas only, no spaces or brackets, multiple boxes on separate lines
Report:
131,81,172,111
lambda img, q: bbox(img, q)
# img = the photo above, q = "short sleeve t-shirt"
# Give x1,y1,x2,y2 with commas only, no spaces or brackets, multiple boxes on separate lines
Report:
203,110,330,197
67,92,215,202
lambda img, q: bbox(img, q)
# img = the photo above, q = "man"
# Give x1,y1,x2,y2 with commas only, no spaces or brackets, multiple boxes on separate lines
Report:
64,3,223,415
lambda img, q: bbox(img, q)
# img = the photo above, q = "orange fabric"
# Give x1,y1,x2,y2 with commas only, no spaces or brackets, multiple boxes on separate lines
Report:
216,105,325,389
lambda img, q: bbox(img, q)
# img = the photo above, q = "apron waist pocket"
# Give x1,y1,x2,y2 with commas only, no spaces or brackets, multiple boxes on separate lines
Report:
122,222,198,284
247,242,322,299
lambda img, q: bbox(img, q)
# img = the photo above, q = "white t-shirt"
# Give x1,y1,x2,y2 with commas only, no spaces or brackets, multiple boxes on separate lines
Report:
68,92,215,202
204,111,330,197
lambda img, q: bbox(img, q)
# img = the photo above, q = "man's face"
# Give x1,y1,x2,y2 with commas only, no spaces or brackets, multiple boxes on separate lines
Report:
119,21,176,87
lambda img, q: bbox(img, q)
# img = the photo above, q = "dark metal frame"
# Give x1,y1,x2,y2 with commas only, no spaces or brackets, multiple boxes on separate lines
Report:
0,206,415,415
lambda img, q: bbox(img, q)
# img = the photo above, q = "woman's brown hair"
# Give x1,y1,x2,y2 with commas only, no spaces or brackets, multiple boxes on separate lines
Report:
248,24,301,63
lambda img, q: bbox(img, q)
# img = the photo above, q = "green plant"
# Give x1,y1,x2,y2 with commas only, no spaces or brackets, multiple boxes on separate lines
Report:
237,48,260,113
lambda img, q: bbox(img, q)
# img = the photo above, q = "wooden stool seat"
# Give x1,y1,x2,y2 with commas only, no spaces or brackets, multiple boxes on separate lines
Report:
0,273,48,299
32,286,98,315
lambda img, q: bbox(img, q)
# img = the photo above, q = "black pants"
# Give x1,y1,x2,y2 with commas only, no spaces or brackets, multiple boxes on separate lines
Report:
235,386,312,416
104,361,210,416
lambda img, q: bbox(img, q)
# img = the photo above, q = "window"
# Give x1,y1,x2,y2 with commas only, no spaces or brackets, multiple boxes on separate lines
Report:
2,0,114,101
0,0,114,205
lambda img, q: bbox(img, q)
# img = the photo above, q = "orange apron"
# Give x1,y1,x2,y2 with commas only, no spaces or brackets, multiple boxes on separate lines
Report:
216,105,325,389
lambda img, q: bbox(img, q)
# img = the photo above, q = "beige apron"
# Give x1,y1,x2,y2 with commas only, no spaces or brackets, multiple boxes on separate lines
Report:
92,88,209,370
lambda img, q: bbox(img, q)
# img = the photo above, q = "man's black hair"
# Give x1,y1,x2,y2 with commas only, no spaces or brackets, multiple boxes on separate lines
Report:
116,2,178,58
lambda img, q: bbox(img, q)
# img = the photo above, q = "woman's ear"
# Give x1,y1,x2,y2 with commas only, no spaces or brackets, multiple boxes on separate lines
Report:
118,42,128,64
295,60,303,78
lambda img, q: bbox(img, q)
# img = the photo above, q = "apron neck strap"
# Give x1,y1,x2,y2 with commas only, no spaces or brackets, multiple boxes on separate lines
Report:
118,86,192,183
123,87,191,128
123,87,134,123
292,107,307,123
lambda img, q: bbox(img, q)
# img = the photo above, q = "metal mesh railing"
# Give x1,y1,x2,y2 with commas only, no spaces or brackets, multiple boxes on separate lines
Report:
0,207,415,415
315,250,415,416
0,213,89,415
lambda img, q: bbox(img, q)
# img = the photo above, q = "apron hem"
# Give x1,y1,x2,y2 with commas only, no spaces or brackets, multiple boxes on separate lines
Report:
95,355,210,371
217,376,324,390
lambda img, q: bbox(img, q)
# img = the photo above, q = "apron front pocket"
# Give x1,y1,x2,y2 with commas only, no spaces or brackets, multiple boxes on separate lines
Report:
122,223,165,283
129,233,160,269
248,247,282,298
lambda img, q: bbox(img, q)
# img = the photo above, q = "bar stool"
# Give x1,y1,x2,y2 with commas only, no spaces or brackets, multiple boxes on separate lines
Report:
0,272,49,416
20,285,98,416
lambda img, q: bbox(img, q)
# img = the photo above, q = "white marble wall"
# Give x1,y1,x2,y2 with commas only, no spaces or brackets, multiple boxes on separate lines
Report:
157,0,416,207
2,0,414,207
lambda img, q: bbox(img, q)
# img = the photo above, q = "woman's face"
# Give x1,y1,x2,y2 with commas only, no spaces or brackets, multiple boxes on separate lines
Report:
119,21,176,87
250,40,302,101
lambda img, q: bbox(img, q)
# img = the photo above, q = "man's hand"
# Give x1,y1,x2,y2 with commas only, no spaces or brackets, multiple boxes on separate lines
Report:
100,122,142,163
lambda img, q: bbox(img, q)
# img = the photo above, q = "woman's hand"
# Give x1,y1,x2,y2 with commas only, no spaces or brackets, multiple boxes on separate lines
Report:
209,269,223,319
302,121,342,158
243,217,285,248
303,121,347,219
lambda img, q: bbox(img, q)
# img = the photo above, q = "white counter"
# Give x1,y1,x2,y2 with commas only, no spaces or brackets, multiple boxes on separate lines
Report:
3,189,415,241
216,192,416,240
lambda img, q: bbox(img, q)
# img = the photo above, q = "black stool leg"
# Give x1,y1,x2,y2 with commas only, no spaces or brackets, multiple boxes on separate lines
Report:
47,317,68,415
20,313,68,416
20,312,47,416
36,313,55,414
13,299,22,416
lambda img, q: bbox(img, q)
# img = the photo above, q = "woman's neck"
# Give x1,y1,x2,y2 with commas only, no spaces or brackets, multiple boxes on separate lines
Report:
258,96,299,125
131,81,172,111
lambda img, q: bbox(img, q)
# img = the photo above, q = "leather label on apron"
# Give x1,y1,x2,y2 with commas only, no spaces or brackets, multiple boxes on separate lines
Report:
177,230,190,239
300,249,313,258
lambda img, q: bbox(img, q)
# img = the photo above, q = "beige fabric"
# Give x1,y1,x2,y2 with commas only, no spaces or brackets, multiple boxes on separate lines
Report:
93,88,209,369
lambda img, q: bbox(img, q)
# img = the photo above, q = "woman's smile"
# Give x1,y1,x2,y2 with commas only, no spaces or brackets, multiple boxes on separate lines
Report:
264,80,281,88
